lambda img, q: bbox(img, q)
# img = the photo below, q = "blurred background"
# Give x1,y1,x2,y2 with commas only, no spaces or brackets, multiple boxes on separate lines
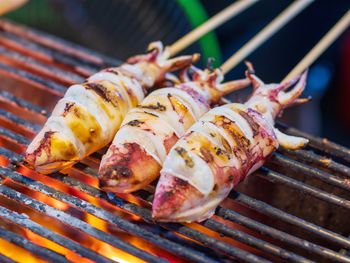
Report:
3,0,350,146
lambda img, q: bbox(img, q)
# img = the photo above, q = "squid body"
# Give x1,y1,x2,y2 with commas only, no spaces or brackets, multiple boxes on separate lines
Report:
25,42,197,174
99,67,250,193
152,68,309,222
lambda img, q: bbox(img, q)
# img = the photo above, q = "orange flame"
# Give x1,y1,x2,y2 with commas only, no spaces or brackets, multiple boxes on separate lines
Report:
23,229,93,263
0,159,174,262
0,238,46,263
0,152,270,262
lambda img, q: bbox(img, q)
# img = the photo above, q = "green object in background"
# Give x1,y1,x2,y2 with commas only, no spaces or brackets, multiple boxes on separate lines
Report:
5,0,59,27
177,0,222,67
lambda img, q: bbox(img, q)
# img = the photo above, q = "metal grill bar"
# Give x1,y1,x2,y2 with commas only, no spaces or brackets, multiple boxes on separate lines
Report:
0,183,165,263
2,121,350,262
0,31,97,76
215,206,350,263
45,171,233,262
0,144,348,263
0,226,68,263
0,127,28,146
0,205,114,263
277,122,350,163
0,96,350,262
0,19,119,67
259,167,350,210
157,219,270,263
131,189,349,263
114,188,342,262
132,190,311,263
202,219,311,263
270,153,350,192
0,147,274,262
0,167,225,263
4,144,350,259
0,163,262,263
0,62,66,96
0,253,16,263
0,149,289,262
229,191,350,249
0,147,22,164
0,109,41,132
279,148,350,178
45,172,258,262
0,90,49,117
0,46,84,84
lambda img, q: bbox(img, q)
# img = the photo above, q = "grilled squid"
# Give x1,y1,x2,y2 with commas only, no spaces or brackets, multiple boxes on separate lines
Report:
152,68,309,222
99,67,250,193
25,42,197,174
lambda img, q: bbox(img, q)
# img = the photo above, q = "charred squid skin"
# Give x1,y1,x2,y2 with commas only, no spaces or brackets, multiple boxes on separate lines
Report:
24,42,198,174
152,106,277,223
153,69,309,223
99,143,161,193
99,127,179,193
152,173,206,222
98,66,251,193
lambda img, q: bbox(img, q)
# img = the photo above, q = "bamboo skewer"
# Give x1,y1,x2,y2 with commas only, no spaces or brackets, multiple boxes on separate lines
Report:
221,0,313,74
283,9,350,82
0,0,27,15
168,0,257,57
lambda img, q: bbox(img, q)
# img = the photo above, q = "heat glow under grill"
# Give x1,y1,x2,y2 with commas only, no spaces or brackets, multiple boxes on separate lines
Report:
0,18,349,263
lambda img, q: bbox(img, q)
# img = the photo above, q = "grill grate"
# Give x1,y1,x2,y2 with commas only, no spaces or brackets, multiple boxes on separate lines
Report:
0,18,349,263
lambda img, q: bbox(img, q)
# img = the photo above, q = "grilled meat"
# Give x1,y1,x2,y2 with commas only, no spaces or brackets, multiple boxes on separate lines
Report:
25,42,197,174
99,66,250,193
152,68,309,222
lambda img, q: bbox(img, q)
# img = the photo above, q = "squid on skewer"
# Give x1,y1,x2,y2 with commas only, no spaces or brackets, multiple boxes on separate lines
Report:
99,66,250,193
25,42,197,174
152,66,309,222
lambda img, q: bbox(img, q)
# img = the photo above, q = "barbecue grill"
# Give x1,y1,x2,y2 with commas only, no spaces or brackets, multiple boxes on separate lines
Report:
0,17,350,263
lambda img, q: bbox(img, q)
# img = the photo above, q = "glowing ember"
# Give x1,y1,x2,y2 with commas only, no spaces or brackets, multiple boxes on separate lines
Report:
23,229,93,263
0,158,185,262
0,238,46,263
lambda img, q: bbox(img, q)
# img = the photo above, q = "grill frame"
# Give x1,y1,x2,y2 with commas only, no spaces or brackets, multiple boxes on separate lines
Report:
0,18,349,263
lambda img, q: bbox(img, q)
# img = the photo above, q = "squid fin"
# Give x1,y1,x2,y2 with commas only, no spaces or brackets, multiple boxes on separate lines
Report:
274,128,308,150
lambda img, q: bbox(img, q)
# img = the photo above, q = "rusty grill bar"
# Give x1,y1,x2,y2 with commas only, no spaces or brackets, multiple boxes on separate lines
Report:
0,18,349,263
